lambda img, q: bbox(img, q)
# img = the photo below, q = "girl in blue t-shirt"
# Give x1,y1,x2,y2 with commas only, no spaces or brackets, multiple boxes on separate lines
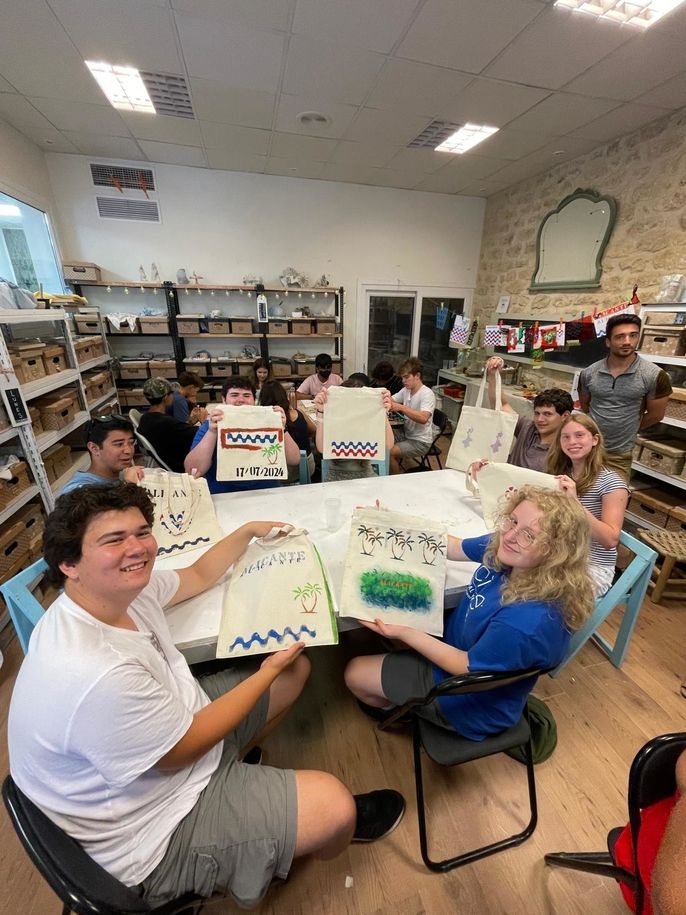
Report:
344,486,594,741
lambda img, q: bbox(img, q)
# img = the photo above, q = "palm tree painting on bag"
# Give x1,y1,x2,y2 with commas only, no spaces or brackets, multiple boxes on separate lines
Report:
386,528,414,561
262,442,283,465
360,569,432,612
293,582,323,613
357,524,384,556
417,533,446,566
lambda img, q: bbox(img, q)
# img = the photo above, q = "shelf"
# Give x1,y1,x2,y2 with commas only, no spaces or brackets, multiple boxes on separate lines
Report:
35,411,90,452
89,387,118,411
69,281,164,290
106,332,170,337
0,307,67,324
79,354,110,372
271,334,342,339
632,461,686,491
637,353,686,366
21,369,80,401
51,452,90,495
180,333,263,339
662,415,686,431
71,281,337,294
0,484,40,527
0,425,21,445
624,510,663,532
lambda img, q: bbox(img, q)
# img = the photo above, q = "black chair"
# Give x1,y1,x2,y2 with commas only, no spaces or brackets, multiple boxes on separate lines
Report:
413,408,449,471
380,668,543,872
545,732,686,915
2,775,205,915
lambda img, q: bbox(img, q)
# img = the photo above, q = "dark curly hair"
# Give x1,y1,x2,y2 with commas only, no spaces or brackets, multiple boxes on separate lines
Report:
44,483,155,587
533,388,574,415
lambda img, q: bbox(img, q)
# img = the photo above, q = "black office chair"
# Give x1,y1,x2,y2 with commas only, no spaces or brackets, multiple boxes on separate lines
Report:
413,408,449,471
545,732,686,915
2,776,204,915
380,668,543,872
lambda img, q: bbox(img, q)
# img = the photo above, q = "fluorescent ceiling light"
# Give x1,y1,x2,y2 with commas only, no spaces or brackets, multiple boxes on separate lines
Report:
554,0,686,28
435,124,499,154
86,61,156,113
0,204,21,217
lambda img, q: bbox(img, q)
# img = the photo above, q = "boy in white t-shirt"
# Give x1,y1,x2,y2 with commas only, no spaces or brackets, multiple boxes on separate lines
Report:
390,357,436,474
8,483,405,908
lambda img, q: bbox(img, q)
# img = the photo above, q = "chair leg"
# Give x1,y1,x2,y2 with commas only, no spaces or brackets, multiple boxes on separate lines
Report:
652,555,676,604
413,722,538,872
544,851,636,887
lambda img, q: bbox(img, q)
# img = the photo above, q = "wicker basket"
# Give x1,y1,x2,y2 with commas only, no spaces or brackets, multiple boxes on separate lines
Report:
637,439,686,476
0,520,26,578
627,491,670,528
74,315,101,335
35,394,78,431
9,343,47,384
42,344,68,376
148,359,177,379
13,501,45,553
73,336,105,365
666,506,686,535
665,388,686,422
639,328,686,357
0,460,32,510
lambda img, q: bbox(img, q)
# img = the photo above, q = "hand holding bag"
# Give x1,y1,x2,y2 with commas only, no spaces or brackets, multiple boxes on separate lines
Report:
139,469,223,557
322,386,386,461
216,405,288,482
465,461,560,527
445,372,518,472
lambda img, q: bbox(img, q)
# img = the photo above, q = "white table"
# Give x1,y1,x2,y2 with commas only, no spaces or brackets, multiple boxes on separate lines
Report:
158,469,487,663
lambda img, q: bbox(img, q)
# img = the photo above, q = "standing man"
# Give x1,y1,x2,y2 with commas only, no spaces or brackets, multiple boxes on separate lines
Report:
138,377,198,472
296,353,343,401
59,414,143,495
184,376,301,493
579,314,672,480
389,357,436,474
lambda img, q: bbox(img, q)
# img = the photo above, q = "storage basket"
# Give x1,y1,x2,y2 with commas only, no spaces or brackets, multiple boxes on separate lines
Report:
42,343,68,376
107,315,139,335
84,370,111,404
627,488,677,528
44,443,72,480
13,501,45,553
183,358,211,375
230,318,254,334
666,506,686,535
637,439,686,476
315,319,336,335
290,319,312,335
272,361,292,378
268,320,289,335
62,261,101,282
73,336,105,365
235,360,253,377
148,359,177,379
0,401,9,431
9,343,47,384
74,314,101,335
126,388,148,406
208,319,230,334
639,328,686,357
28,405,43,436
35,394,77,431
644,312,680,326
331,360,342,375
211,360,234,378
665,388,686,422
0,521,27,579
119,360,149,380
0,460,32,510
139,315,169,334
177,316,203,335
295,360,315,377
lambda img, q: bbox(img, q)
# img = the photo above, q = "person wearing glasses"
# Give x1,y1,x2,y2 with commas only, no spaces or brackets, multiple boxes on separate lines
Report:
59,414,143,496
344,486,594,740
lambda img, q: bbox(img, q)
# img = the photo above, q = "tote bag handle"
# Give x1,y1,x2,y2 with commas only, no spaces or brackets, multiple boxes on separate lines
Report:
474,370,503,412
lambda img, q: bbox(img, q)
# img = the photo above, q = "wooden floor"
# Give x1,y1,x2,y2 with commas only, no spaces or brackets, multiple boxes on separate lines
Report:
1,590,685,915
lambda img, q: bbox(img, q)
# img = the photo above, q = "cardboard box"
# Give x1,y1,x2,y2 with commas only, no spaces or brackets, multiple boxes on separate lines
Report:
271,361,292,377
315,319,336,335
35,394,77,431
639,328,686,357
177,316,203,335
139,315,170,334
107,315,139,334
9,343,47,384
211,360,234,378
44,442,72,479
73,336,105,364
183,358,210,375
295,360,315,377
637,438,686,476
236,360,253,377
148,359,177,379
268,320,289,335
125,388,148,406
290,319,312,335
119,360,149,380
42,343,68,375
230,318,254,334
208,319,230,334
13,501,45,553
74,314,101,335
63,261,101,282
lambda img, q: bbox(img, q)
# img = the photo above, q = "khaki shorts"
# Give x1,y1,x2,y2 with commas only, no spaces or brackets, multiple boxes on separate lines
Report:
141,663,297,909
394,431,430,462
381,650,454,730
604,449,632,482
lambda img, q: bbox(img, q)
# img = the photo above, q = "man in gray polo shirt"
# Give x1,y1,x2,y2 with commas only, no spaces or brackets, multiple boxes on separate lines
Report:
578,314,672,480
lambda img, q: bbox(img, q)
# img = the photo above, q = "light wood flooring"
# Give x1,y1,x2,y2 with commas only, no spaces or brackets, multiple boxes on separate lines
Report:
1,589,685,915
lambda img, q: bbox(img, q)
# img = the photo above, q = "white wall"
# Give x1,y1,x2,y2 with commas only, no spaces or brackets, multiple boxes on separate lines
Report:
46,154,486,368
0,118,54,213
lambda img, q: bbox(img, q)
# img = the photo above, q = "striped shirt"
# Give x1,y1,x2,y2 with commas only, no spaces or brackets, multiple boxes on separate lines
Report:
578,467,629,569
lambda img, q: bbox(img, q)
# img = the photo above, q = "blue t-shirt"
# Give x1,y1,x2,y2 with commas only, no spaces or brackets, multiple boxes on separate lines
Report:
59,471,119,497
190,421,280,495
433,534,570,741
168,390,191,423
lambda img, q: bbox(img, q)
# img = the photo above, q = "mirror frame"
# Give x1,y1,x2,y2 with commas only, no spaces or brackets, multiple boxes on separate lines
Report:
529,188,618,292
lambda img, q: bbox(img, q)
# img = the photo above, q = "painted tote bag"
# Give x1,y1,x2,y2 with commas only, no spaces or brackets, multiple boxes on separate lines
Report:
322,385,386,461
216,527,338,659
216,405,287,482
465,461,560,527
445,372,518,472
340,507,448,636
139,469,223,557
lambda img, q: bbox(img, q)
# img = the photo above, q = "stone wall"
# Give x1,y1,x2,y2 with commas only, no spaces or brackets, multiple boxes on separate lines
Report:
472,107,686,325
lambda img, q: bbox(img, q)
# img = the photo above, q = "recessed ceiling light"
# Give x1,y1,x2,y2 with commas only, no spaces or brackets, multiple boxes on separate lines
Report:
296,111,330,127
86,61,156,113
554,0,686,29
435,124,499,154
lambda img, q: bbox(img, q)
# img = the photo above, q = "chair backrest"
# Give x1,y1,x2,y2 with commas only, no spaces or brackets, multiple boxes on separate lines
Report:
429,667,544,700
134,429,173,472
298,449,311,484
2,775,154,914
128,408,142,429
0,558,48,654
432,408,449,435
321,451,389,482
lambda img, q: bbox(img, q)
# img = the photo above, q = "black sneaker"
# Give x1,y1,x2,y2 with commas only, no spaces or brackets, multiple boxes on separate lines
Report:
356,699,410,726
352,789,406,843
243,746,263,765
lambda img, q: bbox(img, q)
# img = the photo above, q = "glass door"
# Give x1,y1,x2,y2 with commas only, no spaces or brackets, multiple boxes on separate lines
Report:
417,296,465,386
366,294,416,375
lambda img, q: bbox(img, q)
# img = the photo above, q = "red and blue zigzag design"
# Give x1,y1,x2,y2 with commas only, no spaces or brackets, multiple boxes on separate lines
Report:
330,440,379,458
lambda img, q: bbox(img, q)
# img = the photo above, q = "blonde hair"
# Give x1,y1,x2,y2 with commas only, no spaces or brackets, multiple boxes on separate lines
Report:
545,413,607,496
482,485,594,631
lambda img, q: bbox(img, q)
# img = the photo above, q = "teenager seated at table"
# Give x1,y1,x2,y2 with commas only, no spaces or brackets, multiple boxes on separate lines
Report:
139,377,198,473
250,357,273,403
344,486,593,738
8,484,405,911
168,371,207,424
546,414,629,597
314,379,394,482
296,353,343,401
370,360,403,396
60,414,143,495
389,357,436,475
184,376,301,494
258,379,316,483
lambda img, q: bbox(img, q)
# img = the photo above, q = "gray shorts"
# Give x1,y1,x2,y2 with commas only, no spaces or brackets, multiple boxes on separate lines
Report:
381,650,454,730
141,663,297,910
394,432,430,461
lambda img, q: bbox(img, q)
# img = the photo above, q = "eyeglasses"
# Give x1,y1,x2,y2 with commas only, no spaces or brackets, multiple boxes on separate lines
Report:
498,515,539,549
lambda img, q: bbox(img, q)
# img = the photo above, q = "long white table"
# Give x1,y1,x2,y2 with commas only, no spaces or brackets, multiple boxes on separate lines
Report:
158,469,487,663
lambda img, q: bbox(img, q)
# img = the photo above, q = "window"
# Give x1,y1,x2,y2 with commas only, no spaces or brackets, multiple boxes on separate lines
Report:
0,191,65,294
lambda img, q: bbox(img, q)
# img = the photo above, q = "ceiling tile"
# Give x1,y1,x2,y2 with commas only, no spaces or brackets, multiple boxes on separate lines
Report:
274,94,357,138
171,0,295,31
570,103,669,143
397,0,544,74
366,59,473,117
319,162,376,184
176,14,285,91
62,131,146,158
442,78,551,127
137,140,207,166
343,108,434,146
199,121,271,154
384,147,455,174
0,94,60,136
204,149,266,172
120,111,203,145
292,0,418,54
190,80,275,129
269,132,337,161
282,35,385,105
485,5,633,90
456,176,515,197
30,97,131,134
438,152,512,181
366,168,420,190
31,129,80,153
635,73,686,110
264,157,325,179
328,140,398,168
0,74,17,93
469,127,551,161
507,92,621,135
413,170,474,194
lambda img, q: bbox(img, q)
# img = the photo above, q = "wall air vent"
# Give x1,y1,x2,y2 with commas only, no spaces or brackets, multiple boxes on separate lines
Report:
407,120,462,149
140,71,194,119
90,164,155,192
96,197,160,222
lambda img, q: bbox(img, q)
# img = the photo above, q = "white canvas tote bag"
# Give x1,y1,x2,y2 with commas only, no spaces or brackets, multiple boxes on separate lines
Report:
216,405,287,482
322,386,386,461
139,469,223,557
217,527,338,658
465,461,560,527
445,372,518,472
340,507,448,636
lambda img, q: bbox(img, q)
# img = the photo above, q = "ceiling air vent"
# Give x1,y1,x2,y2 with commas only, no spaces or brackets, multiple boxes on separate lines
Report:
407,120,462,149
140,71,194,119
96,197,160,222
90,164,155,192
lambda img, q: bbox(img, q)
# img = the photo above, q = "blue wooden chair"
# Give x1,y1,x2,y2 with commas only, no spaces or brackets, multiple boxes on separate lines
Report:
298,449,312,484
321,451,390,481
551,530,657,677
0,557,49,654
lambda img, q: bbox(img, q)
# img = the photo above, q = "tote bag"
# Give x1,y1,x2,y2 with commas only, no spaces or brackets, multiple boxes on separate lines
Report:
445,372,518,472
322,386,386,461
465,461,560,527
340,507,448,636
139,469,223,557
216,527,338,658
216,405,287,482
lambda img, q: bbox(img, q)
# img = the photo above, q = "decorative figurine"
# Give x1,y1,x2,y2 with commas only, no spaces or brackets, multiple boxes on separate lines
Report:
151,262,160,283
315,274,330,287
279,266,308,288
139,265,147,282
190,271,204,285
176,268,190,285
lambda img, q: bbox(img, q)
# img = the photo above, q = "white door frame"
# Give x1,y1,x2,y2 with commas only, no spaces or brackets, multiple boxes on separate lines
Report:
357,281,474,373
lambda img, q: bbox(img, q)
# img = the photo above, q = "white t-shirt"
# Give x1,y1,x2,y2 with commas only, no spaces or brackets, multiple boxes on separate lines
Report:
8,571,221,886
392,384,436,445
